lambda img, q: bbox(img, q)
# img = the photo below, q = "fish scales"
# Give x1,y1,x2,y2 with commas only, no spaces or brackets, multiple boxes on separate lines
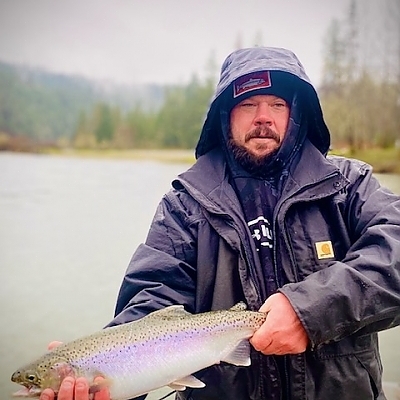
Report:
11,303,266,400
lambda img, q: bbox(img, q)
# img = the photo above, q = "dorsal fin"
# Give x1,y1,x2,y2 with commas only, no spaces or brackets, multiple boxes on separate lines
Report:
229,302,248,312
148,305,192,320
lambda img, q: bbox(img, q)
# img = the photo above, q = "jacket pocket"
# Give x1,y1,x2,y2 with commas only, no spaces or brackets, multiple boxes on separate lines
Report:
284,199,351,281
305,337,383,400
354,348,383,399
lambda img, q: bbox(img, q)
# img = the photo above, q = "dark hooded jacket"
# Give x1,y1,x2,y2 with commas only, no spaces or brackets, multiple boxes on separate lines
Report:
109,47,400,400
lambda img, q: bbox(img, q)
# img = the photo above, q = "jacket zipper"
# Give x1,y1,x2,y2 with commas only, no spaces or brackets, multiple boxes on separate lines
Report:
225,216,263,308
271,172,342,397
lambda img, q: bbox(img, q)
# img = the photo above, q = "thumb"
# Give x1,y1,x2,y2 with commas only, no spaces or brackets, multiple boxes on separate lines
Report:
48,341,63,351
259,295,275,313
259,292,286,313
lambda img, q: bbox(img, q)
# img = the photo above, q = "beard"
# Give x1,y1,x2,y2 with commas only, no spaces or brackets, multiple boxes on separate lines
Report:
227,126,281,176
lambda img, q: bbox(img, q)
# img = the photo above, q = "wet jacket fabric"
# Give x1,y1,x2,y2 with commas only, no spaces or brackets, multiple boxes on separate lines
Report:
111,144,400,400
109,47,400,399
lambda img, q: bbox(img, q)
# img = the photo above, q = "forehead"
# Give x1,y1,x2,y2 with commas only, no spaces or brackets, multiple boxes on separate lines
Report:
237,94,286,103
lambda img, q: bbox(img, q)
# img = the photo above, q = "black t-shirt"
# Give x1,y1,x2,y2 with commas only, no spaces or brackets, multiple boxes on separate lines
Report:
233,175,279,296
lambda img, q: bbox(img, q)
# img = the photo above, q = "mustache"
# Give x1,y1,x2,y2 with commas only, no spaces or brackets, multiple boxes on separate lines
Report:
245,126,280,143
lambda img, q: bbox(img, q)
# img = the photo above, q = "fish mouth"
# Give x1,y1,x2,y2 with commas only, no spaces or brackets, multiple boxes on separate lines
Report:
12,386,42,398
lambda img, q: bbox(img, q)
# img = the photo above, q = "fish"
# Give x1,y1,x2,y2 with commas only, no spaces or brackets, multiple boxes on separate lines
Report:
11,302,266,400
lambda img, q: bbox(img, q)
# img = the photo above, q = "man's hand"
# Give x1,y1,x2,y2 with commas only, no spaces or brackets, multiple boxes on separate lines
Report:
250,293,309,355
39,342,110,400
39,376,109,400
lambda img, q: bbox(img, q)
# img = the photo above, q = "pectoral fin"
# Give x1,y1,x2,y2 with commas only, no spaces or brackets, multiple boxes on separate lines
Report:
221,339,251,366
88,377,112,394
169,375,205,391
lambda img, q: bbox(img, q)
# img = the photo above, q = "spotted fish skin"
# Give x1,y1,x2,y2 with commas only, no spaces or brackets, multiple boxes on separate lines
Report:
11,303,266,400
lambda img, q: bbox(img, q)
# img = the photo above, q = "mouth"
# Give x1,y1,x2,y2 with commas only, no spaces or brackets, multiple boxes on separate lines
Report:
245,128,280,143
12,386,42,398
248,136,276,141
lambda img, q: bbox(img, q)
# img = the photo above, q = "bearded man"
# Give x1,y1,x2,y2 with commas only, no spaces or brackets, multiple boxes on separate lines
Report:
42,47,400,400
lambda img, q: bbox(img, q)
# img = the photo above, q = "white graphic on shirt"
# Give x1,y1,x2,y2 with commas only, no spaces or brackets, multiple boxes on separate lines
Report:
247,216,273,251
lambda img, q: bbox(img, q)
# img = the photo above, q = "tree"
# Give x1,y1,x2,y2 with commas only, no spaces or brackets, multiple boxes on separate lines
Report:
126,105,157,148
155,74,214,149
320,0,400,151
72,111,96,148
94,103,114,145
321,18,346,95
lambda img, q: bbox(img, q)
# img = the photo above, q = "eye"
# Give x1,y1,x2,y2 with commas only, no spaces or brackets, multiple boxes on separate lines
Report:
25,373,38,383
238,102,257,111
272,101,287,109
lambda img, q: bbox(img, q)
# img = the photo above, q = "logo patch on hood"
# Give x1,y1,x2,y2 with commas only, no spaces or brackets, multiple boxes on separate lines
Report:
233,71,271,98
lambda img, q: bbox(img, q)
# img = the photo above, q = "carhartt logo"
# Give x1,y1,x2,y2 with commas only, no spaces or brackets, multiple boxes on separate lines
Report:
315,241,334,259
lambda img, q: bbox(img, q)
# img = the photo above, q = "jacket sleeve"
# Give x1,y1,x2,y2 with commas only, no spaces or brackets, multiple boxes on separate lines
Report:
107,189,198,327
280,165,400,347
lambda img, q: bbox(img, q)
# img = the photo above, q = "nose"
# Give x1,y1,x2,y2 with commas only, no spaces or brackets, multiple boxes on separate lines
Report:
11,370,21,382
254,103,272,125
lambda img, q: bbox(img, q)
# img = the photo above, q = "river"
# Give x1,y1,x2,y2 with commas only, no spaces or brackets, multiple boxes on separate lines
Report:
0,152,399,399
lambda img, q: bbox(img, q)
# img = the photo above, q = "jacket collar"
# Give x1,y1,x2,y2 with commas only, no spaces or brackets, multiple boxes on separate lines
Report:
281,140,349,202
173,147,240,216
175,141,348,211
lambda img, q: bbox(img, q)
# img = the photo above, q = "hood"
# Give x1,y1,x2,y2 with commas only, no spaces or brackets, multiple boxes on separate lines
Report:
195,46,330,158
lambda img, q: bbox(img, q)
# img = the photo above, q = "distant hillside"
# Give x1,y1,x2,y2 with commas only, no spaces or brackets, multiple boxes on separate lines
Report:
0,61,165,141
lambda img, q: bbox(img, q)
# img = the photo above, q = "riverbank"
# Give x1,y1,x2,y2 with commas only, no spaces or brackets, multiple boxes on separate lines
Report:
43,148,197,164
45,147,400,174
330,147,400,174
1,139,399,173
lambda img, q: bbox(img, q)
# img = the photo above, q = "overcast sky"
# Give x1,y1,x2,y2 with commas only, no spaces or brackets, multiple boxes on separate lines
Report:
0,0,350,87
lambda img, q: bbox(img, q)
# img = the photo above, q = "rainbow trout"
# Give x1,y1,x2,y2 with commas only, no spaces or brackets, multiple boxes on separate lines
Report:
11,303,266,399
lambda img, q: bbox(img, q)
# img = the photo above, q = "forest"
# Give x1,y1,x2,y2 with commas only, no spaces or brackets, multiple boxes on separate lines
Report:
0,0,399,171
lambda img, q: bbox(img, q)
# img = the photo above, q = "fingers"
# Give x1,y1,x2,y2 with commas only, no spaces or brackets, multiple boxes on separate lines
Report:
57,377,76,400
250,320,274,353
40,388,55,400
93,377,111,400
48,341,63,351
74,377,91,400
39,377,88,400
38,376,110,400
258,296,273,313
250,293,309,355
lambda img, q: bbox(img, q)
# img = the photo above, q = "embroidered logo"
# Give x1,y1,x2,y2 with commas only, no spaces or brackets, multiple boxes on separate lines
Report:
315,241,335,259
233,71,271,98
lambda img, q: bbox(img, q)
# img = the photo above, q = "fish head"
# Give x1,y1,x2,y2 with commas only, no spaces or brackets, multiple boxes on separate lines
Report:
11,354,76,397
11,367,43,397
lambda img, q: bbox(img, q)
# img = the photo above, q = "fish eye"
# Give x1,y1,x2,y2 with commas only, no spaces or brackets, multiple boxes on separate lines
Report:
25,373,38,382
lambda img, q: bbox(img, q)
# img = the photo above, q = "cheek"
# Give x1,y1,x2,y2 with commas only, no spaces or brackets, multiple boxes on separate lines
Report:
277,115,290,136
230,122,246,144
230,110,253,134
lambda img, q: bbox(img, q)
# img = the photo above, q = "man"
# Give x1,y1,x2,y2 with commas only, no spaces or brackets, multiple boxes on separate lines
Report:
41,47,400,400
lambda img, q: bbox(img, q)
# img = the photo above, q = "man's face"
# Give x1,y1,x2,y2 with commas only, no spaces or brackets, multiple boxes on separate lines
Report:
229,94,290,162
